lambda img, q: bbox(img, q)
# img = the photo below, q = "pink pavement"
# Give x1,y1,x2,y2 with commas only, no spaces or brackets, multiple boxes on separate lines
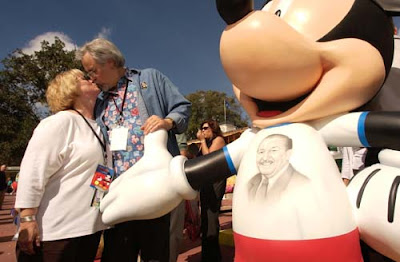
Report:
177,210,234,262
0,194,17,262
0,194,234,262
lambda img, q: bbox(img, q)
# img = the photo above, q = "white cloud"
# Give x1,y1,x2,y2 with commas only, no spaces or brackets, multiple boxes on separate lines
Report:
34,102,50,119
95,27,112,39
22,32,77,55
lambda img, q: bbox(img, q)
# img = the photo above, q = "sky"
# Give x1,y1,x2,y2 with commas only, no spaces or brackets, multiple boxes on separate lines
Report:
0,0,399,98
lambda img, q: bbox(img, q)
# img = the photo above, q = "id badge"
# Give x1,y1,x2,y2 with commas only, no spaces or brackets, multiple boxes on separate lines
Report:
91,164,114,191
90,165,114,208
91,189,104,208
110,126,128,151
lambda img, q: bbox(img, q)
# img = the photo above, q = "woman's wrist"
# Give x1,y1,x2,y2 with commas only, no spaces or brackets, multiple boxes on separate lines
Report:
19,207,38,218
20,215,36,223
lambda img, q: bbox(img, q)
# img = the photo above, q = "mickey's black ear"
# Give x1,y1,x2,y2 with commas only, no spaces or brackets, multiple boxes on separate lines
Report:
216,0,254,25
375,0,400,15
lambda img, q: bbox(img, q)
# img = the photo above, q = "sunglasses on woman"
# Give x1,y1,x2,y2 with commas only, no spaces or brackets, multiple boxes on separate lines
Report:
201,126,210,131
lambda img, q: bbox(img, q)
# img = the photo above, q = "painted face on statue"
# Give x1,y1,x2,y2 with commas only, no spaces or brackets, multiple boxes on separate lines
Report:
256,136,291,178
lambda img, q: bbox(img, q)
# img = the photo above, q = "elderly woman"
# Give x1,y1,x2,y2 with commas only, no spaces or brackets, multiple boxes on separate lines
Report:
15,69,109,261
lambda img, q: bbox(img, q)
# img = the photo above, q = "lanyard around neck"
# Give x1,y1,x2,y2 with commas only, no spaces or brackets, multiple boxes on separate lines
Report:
72,109,107,164
112,77,130,125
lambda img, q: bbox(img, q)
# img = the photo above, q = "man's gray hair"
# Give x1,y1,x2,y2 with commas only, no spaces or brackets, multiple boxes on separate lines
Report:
261,134,293,150
76,38,125,67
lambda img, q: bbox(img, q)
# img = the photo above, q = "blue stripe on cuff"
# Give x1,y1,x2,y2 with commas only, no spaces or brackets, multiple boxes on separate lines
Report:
264,122,292,129
223,147,237,175
358,112,370,147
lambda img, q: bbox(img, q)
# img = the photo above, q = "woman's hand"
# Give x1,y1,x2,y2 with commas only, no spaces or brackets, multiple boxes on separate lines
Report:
18,221,40,255
196,130,205,141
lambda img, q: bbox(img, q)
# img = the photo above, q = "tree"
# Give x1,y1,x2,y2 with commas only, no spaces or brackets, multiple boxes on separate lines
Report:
0,80,38,166
0,37,81,165
1,37,81,106
185,90,248,139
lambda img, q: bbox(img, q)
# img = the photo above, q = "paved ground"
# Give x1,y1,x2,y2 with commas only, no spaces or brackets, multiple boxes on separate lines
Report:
0,194,17,262
0,194,234,262
177,210,234,262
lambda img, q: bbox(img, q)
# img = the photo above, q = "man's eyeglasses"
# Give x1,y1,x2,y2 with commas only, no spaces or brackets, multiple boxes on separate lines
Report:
82,73,91,81
84,67,98,79
201,126,210,131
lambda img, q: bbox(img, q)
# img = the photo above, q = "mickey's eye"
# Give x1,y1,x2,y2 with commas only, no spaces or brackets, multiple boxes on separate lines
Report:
262,0,291,17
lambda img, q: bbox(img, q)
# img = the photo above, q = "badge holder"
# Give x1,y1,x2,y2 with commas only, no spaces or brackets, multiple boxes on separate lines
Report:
90,164,114,208
110,126,129,151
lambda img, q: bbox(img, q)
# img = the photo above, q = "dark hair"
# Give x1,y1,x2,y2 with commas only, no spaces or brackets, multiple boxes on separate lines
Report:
200,120,223,139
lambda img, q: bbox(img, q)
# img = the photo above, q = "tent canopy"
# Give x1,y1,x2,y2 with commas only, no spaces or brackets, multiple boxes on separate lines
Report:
376,0,400,15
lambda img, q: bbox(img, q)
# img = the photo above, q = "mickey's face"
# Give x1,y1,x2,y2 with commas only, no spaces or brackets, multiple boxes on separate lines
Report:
219,8,324,101
218,0,391,127
220,0,360,102
261,0,355,40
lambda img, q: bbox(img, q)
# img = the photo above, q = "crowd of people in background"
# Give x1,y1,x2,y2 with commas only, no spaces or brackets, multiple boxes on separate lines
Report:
0,166,18,201
0,165,7,210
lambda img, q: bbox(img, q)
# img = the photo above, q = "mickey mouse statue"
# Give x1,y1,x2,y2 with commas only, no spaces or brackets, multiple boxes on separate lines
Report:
100,0,400,261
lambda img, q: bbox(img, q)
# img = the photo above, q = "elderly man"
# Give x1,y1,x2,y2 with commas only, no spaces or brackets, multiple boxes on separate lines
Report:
76,38,191,262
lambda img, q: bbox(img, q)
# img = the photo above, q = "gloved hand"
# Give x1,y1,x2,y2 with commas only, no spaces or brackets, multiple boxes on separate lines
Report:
100,129,197,225
347,159,400,261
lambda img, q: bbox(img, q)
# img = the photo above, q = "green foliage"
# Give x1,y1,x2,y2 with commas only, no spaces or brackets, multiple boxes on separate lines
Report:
1,37,81,105
0,79,39,165
185,90,248,139
0,37,81,165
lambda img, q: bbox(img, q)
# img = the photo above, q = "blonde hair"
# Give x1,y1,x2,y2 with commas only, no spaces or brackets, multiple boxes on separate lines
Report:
46,69,83,113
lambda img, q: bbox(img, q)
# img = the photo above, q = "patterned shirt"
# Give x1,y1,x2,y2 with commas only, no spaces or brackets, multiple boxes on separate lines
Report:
95,68,192,177
103,72,145,177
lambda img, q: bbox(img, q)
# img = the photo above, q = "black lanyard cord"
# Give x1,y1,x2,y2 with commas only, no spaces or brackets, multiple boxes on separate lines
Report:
72,109,107,162
112,77,130,124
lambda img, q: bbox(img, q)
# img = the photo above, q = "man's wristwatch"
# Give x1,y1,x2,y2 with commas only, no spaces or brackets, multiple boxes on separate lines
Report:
20,215,36,223
166,118,176,130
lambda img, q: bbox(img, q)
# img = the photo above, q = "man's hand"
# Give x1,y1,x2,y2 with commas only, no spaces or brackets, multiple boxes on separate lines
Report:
141,115,174,135
100,130,197,225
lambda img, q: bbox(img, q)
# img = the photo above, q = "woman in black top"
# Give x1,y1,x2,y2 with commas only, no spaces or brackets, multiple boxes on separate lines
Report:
196,120,226,262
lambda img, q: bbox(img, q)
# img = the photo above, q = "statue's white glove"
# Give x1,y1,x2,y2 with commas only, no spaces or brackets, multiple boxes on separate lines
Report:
100,130,197,225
